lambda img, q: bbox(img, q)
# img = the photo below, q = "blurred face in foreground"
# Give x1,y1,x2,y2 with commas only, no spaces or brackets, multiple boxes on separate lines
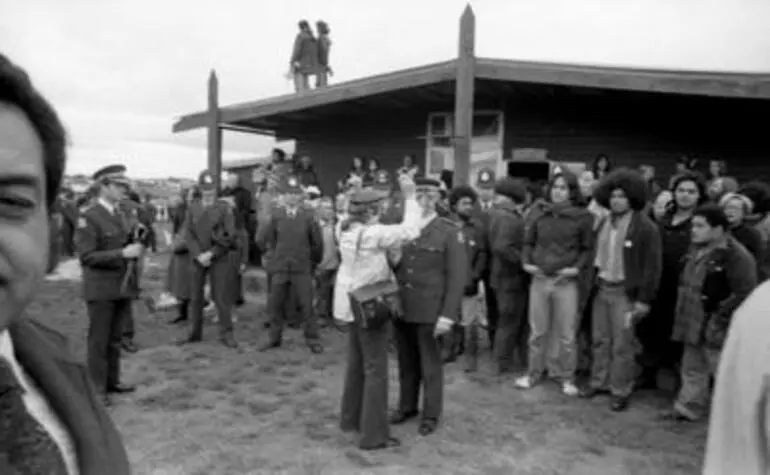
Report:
0,104,49,330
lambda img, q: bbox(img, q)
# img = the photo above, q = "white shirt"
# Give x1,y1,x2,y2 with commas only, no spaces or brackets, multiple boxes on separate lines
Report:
0,330,79,474
333,198,422,323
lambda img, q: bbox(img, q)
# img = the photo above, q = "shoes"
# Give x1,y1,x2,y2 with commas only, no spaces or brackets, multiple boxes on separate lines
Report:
121,341,138,353
389,410,418,425
107,383,136,394
514,375,536,390
561,382,579,397
578,387,609,399
258,341,281,352
418,419,438,436
220,335,238,349
360,436,400,451
610,396,629,412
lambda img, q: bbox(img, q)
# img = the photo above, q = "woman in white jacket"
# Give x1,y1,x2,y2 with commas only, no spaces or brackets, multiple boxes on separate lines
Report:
337,173,420,450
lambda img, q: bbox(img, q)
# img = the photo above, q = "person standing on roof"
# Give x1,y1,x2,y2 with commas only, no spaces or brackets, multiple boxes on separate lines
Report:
289,20,318,92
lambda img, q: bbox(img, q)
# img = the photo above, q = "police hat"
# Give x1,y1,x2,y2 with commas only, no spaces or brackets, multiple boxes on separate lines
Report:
92,164,130,187
198,170,216,192
349,188,383,206
476,168,495,190
415,177,441,192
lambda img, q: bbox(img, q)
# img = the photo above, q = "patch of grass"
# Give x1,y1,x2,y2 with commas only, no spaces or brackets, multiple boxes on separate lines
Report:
29,254,707,474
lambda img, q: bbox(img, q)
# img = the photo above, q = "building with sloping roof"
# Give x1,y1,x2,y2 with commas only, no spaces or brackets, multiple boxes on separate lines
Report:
173,6,770,195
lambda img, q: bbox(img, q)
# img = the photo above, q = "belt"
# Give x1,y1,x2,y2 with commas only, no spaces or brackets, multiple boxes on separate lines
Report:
598,278,624,287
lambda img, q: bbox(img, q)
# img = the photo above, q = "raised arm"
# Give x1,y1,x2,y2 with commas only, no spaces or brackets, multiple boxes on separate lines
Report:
371,198,421,249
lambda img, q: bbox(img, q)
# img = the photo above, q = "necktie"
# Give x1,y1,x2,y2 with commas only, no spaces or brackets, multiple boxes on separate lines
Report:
0,358,68,474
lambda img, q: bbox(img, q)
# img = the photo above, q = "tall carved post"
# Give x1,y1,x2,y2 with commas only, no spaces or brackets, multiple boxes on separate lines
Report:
453,4,476,186
207,70,223,192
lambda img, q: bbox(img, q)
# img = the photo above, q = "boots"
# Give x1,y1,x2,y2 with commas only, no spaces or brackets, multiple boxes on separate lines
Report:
169,300,189,324
464,323,479,373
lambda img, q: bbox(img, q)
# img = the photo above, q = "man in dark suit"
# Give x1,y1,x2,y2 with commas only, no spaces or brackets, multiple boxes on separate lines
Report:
390,177,467,436
258,175,324,354
0,53,130,474
474,168,500,347
178,170,240,349
75,164,142,405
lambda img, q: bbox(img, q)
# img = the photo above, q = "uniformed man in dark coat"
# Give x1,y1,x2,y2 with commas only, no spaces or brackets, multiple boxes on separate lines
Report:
257,175,324,353
74,164,140,406
178,170,240,348
474,168,500,347
390,177,467,436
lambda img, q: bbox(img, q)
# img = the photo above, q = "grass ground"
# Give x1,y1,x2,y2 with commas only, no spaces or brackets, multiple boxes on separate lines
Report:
31,253,707,475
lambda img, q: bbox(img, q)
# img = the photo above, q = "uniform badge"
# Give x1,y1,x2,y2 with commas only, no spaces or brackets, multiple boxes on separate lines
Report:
481,171,490,181
203,174,213,184
77,217,87,228
457,231,465,244
288,177,298,187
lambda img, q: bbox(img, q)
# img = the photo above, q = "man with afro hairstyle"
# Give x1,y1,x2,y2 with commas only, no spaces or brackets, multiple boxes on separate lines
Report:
579,168,662,411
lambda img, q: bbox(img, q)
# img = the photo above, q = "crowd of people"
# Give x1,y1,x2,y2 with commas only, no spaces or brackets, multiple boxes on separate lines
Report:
4,50,770,473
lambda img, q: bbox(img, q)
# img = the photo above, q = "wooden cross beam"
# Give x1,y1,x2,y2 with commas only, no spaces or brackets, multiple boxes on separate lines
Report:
453,4,476,186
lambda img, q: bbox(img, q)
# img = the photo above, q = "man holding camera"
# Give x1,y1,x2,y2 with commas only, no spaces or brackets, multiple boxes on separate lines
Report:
74,164,141,406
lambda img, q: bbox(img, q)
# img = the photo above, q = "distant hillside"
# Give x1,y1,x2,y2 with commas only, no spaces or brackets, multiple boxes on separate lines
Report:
62,175,197,202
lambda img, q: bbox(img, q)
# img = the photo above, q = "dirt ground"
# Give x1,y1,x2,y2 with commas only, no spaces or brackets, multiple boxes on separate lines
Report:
30,253,707,475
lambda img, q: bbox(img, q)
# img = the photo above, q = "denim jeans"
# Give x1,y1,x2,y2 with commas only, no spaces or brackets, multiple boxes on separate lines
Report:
526,275,579,382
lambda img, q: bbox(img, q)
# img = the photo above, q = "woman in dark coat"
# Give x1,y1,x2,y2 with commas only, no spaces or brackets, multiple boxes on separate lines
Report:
166,187,199,323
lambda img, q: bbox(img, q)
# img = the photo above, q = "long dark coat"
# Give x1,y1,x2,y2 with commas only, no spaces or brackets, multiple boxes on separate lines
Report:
166,200,194,299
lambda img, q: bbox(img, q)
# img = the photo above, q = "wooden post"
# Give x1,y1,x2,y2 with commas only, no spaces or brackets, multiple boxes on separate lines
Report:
453,4,476,186
207,70,223,192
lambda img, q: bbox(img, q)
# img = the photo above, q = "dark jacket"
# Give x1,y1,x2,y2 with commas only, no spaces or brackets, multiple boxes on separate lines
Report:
395,216,467,323
658,213,694,301
75,202,137,301
290,31,319,74
522,201,594,276
672,237,757,346
295,166,320,189
595,211,663,304
6,318,130,475
454,214,487,295
487,202,528,291
184,200,238,262
258,207,323,274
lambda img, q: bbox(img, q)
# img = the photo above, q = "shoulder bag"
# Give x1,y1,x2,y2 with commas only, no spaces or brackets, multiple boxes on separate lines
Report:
348,228,403,330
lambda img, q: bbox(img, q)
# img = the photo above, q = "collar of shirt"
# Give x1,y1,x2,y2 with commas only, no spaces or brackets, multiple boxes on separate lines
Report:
416,212,438,231
0,329,79,474
98,197,116,215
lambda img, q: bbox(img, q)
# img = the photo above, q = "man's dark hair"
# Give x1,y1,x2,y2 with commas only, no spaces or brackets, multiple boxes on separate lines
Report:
0,54,67,209
739,180,770,215
693,203,730,230
670,171,708,206
448,185,477,208
593,167,649,211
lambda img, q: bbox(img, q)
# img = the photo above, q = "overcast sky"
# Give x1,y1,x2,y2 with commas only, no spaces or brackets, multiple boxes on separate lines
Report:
2,0,769,178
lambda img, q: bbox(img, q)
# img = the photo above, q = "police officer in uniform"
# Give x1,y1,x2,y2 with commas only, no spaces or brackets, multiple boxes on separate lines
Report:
178,170,239,348
74,164,140,406
258,175,324,354
474,168,500,347
390,177,467,435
